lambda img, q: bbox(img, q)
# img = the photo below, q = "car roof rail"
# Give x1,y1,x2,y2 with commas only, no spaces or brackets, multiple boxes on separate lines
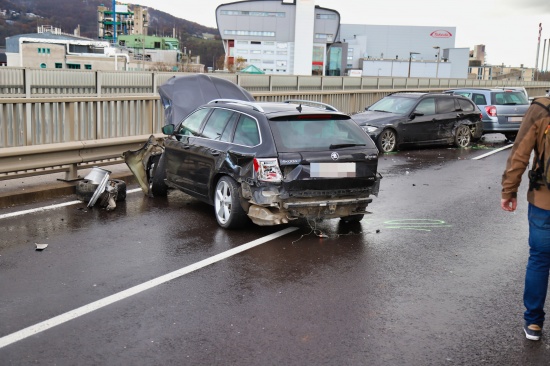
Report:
283,99,339,112
209,99,264,113
387,90,426,96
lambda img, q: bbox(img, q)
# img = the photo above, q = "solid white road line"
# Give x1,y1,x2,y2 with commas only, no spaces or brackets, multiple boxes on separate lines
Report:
0,226,299,349
0,188,143,220
472,144,513,160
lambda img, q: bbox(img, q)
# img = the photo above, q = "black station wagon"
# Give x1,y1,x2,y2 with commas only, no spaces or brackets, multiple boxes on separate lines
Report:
126,75,381,229
351,92,483,153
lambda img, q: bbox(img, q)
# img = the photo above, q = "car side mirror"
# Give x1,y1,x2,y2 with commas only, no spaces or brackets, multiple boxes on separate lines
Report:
162,124,175,135
410,111,424,119
365,105,371,111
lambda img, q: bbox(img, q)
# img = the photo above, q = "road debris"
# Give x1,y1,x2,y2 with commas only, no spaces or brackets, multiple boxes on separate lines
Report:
35,243,48,250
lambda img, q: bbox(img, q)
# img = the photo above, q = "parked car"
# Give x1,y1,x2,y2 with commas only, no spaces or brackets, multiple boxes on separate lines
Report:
351,92,483,153
445,88,530,141
125,74,381,229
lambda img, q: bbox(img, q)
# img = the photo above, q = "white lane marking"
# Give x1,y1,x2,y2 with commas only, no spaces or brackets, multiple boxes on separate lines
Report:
0,201,82,219
0,188,143,220
472,144,513,160
0,226,298,349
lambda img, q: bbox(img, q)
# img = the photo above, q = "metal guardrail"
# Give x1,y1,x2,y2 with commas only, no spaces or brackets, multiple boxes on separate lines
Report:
0,134,162,181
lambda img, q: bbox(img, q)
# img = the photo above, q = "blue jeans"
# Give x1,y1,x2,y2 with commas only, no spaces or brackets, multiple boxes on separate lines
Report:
524,203,550,326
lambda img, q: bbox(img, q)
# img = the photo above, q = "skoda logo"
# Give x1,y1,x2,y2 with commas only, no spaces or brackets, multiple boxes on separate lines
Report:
331,152,339,160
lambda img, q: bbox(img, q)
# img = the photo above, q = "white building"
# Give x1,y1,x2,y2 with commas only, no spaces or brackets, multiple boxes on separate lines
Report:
216,0,341,76
215,0,469,78
340,24,469,79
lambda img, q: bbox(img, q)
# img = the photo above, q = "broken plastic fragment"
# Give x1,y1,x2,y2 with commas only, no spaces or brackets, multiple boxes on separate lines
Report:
35,243,48,250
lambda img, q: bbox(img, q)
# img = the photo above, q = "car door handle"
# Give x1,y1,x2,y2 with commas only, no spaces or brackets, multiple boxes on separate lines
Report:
209,149,220,156
182,144,190,150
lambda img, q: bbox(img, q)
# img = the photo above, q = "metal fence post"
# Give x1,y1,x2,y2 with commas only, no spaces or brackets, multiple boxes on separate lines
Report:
24,68,32,146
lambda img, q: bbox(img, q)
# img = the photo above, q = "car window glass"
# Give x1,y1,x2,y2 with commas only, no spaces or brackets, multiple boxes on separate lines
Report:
233,116,260,146
179,108,210,136
201,108,235,140
269,116,374,152
455,92,472,98
414,98,436,115
437,97,456,113
472,94,487,105
220,113,239,142
457,98,475,112
367,96,417,114
492,92,528,105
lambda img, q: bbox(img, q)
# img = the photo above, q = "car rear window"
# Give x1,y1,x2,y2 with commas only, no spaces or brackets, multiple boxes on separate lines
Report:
491,91,528,105
268,115,376,152
457,98,476,112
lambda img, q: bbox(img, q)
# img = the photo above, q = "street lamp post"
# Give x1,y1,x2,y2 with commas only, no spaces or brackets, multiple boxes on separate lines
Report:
408,52,419,78
433,46,441,78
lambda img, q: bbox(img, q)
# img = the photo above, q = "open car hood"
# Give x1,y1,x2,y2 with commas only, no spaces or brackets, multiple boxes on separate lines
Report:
158,74,255,125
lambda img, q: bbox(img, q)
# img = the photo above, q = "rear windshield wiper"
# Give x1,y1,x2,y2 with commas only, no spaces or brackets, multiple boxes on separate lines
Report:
329,143,367,149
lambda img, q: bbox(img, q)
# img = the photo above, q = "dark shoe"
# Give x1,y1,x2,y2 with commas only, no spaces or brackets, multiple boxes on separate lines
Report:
524,324,542,341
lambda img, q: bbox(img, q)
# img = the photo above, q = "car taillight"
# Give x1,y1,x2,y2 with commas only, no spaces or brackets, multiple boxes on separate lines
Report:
485,105,497,117
254,158,283,183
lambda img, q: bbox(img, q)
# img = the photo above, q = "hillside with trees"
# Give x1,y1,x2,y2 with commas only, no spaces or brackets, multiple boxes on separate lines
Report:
0,0,225,69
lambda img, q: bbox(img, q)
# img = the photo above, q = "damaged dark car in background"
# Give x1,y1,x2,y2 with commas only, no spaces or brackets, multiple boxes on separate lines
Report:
352,92,483,153
125,74,381,229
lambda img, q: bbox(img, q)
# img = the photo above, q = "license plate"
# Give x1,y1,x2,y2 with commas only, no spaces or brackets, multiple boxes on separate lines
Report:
508,117,522,122
310,162,356,178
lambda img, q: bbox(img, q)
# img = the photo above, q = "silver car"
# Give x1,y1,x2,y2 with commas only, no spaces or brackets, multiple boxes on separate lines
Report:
446,88,530,141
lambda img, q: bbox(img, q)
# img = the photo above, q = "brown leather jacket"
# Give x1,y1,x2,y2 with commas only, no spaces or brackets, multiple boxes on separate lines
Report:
502,97,550,210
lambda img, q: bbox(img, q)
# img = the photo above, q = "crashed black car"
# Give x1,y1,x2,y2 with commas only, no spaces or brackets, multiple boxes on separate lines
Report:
351,92,483,153
125,74,381,229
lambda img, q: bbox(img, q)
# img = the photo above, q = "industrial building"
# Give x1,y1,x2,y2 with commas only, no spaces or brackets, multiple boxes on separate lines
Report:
5,25,119,70
97,3,149,43
215,0,535,80
340,24,468,79
216,0,343,76
215,0,469,77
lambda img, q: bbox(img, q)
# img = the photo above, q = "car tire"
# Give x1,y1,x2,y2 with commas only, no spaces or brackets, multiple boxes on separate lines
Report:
76,178,127,202
151,153,168,197
214,176,249,229
340,214,364,223
454,125,471,148
75,180,98,202
377,129,397,153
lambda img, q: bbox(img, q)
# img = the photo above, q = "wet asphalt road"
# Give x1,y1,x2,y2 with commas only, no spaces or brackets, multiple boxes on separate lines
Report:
1,134,549,365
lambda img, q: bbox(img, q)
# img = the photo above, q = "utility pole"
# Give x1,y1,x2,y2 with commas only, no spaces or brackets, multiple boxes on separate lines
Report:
433,46,441,78
535,23,542,80
542,40,547,75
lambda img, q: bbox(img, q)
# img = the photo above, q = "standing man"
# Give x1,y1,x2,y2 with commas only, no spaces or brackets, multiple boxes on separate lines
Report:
501,96,550,341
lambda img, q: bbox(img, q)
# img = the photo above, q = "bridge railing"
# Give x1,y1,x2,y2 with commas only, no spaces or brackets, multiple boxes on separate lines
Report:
1,67,549,181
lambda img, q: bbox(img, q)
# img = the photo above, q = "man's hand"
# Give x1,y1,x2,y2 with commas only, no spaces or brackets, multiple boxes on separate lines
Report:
501,197,517,212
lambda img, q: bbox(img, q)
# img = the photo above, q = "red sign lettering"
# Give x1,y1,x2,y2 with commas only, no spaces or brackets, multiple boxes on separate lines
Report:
430,30,453,38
